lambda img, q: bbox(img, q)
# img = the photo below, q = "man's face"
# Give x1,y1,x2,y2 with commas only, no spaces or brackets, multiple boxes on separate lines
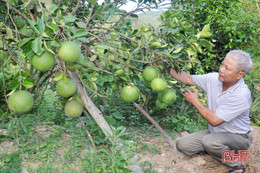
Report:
218,55,244,84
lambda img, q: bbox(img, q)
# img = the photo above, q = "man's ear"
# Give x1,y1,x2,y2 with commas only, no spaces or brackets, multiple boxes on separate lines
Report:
237,71,245,80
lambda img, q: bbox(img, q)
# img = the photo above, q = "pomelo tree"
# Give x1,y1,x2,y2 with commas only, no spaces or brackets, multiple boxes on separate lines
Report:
0,0,215,170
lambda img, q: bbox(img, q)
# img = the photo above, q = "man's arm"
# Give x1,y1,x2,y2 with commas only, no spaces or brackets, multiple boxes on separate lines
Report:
170,68,195,86
183,88,224,127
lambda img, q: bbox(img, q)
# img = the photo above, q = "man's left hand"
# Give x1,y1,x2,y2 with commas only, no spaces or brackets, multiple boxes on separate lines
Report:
181,88,199,105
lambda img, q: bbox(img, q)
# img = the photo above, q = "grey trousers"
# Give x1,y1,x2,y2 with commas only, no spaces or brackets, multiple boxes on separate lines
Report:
176,130,253,169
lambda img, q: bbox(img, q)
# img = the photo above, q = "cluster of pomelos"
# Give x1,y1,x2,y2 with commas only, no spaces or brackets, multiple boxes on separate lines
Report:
8,42,83,117
120,66,176,109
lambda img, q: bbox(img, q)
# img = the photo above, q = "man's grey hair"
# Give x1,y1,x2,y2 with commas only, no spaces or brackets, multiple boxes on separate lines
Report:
226,50,254,73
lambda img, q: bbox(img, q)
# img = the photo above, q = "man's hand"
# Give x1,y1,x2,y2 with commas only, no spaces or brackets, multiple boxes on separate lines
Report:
181,88,225,126
181,88,199,105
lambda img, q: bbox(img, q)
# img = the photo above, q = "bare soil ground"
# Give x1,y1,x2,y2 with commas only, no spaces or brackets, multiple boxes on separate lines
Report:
1,126,259,173
137,125,260,173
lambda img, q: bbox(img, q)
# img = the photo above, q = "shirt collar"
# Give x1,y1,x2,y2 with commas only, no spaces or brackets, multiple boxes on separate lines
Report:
217,76,245,93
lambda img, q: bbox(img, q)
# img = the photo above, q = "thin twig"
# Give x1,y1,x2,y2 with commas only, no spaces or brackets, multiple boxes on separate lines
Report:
86,3,96,26
79,117,96,148
1,48,11,113
34,70,54,100
1,37,29,72
21,0,34,21
71,0,81,15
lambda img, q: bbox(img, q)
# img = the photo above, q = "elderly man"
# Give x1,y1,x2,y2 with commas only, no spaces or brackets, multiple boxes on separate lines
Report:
170,50,254,173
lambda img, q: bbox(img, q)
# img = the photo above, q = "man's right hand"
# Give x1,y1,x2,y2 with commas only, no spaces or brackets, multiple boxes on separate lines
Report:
170,68,195,86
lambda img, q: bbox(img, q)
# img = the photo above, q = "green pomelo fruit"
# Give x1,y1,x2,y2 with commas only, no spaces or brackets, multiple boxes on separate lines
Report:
156,99,168,109
18,27,33,38
66,62,75,71
65,100,83,118
151,78,167,92
32,51,55,72
143,66,160,82
120,85,139,103
161,90,176,104
111,82,119,92
8,90,34,113
58,41,81,63
15,17,25,29
56,79,76,98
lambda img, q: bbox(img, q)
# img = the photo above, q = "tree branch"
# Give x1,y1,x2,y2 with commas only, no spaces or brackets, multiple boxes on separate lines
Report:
28,71,45,93
132,102,176,149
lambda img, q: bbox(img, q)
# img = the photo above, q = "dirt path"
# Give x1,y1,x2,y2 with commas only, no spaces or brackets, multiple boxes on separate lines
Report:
137,126,260,173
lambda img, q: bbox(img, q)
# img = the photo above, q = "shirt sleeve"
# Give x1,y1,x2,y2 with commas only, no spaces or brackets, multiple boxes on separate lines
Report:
215,96,250,122
191,73,217,92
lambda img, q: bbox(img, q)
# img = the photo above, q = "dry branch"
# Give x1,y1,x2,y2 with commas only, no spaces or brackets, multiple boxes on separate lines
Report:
133,102,176,149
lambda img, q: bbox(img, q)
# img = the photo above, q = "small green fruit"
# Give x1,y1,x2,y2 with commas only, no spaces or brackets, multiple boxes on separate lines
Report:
66,62,75,71
15,17,25,29
111,82,119,92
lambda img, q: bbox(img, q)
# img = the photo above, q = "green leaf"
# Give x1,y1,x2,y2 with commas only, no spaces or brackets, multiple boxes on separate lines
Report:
21,71,31,77
18,38,33,48
23,79,34,88
201,24,210,33
74,29,88,37
47,23,58,33
112,111,123,120
49,4,58,13
51,39,61,47
130,14,138,18
76,22,86,28
37,17,45,34
106,117,117,125
32,38,44,55
77,37,90,43
53,73,64,81
9,80,19,90
90,55,97,61
173,47,182,54
6,27,13,39
63,15,77,24
95,45,109,54
28,20,40,34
